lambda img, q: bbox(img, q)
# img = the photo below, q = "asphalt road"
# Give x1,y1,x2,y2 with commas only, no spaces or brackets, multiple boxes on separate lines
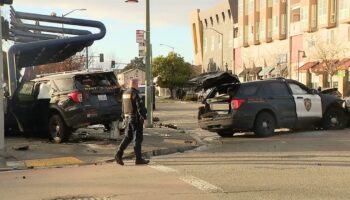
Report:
1,101,350,200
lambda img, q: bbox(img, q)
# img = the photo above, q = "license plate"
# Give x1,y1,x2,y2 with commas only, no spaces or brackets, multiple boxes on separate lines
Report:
98,94,107,101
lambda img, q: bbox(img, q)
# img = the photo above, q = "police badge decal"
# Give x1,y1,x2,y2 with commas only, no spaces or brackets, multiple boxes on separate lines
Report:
304,98,312,111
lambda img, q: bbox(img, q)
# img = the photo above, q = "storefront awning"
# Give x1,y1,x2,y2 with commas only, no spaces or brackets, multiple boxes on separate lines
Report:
271,65,288,76
336,58,350,70
239,67,262,77
298,62,319,73
259,66,275,76
311,60,339,74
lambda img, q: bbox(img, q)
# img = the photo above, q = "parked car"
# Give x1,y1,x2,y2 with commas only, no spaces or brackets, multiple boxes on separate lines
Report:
5,70,123,143
194,72,347,138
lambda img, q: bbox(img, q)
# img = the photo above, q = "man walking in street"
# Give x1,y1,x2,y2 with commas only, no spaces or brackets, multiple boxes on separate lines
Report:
115,79,150,165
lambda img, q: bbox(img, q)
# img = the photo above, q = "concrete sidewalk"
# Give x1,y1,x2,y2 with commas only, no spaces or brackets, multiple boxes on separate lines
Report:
0,127,199,171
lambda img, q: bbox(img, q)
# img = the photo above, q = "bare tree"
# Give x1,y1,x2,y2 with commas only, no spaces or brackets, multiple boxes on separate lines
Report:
33,53,85,76
311,35,347,87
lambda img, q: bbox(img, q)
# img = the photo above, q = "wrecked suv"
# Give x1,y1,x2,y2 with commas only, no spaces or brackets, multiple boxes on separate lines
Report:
6,70,122,143
194,72,347,138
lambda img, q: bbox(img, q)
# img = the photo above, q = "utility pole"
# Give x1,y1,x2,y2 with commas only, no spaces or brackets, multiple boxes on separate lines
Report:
145,0,153,127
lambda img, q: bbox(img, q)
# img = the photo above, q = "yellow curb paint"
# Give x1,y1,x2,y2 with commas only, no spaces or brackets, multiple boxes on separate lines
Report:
24,157,84,168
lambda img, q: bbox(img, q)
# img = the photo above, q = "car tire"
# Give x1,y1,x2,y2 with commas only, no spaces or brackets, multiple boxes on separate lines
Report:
216,130,235,137
322,107,347,130
48,114,71,143
254,112,276,137
104,123,111,132
198,106,206,120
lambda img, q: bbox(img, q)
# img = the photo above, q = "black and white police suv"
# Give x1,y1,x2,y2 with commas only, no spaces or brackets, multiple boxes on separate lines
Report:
194,72,347,138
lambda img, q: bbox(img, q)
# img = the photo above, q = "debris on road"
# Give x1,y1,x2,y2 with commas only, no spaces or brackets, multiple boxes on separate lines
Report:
153,117,160,122
12,145,29,151
154,122,178,130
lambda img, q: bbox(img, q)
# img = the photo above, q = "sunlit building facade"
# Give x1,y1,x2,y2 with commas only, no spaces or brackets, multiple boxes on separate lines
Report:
191,0,350,96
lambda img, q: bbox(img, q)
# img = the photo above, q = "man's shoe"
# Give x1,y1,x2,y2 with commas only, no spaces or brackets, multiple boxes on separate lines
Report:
115,154,124,166
135,159,150,165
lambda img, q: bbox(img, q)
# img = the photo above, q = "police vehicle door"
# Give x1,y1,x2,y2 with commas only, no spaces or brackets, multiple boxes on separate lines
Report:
288,82,322,121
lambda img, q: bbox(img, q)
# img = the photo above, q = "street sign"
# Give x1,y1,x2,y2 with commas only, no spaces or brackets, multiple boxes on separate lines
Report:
136,30,145,43
139,42,145,57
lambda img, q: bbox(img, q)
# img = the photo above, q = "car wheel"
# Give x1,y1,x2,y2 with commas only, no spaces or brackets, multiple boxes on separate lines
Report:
254,112,276,137
104,123,111,132
322,107,347,130
216,130,235,137
198,106,206,120
48,114,71,143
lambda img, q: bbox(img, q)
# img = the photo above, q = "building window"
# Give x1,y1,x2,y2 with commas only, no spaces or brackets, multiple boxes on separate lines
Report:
318,0,327,25
268,17,273,38
281,14,286,35
238,1,243,16
260,0,266,9
228,9,231,19
222,12,226,22
211,36,215,51
248,0,254,15
268,0,272,7
216,14,220,24
260,19,266,39
330,0,336,24
340,0,350,20
229,30,234,48
245,0,249,14
311,4,317,29
210,17,214,26
218,35,222,50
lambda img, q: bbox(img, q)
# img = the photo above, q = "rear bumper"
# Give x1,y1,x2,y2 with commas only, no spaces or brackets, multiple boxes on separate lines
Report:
198,113,254,132
65,106,122,128
198,115,233,132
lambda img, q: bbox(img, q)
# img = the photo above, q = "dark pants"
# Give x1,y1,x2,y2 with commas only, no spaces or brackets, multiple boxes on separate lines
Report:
117,117,144,160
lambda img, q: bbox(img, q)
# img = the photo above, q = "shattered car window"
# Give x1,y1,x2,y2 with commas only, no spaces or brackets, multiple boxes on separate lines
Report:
75,73,119,89
53,78,75,92
17,82,34,101
37,83,53,99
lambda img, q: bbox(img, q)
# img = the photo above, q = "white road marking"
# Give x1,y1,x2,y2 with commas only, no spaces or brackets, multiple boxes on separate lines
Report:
149,165,224,193
179,175,224,193
149,165,179,173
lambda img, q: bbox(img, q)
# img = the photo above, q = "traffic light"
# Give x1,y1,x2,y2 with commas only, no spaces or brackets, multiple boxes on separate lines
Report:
1,17,9,40
99,53,104,62
0,0,13,5
111,60,116,69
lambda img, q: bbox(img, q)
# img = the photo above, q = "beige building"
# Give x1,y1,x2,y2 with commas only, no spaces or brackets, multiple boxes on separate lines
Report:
190,0,238,73
191,0,350,96
117,67,145,87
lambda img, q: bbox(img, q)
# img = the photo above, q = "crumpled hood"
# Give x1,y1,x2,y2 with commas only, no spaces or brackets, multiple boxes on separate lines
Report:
189,71,240,91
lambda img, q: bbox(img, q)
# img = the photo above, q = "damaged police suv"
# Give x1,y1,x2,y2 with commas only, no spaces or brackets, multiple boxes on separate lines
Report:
6,70,123,143
194,72,347,138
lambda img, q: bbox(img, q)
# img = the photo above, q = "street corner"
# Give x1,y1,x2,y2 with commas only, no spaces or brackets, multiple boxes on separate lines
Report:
24,157,84,168
1,156,85,171
144,126,200,146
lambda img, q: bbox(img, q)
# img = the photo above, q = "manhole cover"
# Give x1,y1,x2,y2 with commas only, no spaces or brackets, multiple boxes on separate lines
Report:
47,196,111,200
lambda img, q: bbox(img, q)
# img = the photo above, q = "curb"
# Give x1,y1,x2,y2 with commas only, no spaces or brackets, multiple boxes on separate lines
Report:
0,145,199,172
105,145,198,163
